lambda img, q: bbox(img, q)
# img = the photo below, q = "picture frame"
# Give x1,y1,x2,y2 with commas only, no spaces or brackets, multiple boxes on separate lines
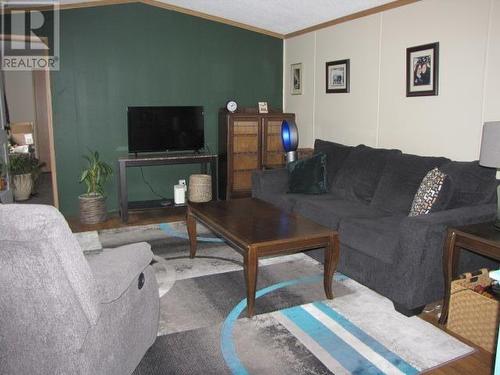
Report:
290,63,302,95
406,42,439,97
326,59,350,93
258,102,268,114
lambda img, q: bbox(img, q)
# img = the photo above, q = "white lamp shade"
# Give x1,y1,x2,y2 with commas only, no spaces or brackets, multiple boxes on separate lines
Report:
479,121,500,168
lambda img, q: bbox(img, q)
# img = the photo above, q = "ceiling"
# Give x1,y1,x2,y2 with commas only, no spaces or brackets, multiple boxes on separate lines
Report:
54,0,402,36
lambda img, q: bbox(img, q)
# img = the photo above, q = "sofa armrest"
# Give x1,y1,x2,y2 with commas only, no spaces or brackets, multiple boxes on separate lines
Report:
86,242,154,304
390,204,496,308
404,203,496,228
251,168,289,197
399,203,496,261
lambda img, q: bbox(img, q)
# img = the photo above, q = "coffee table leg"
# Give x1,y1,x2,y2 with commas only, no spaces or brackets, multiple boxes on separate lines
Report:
244,246,258,318
324,234,339,299
187,208,197,258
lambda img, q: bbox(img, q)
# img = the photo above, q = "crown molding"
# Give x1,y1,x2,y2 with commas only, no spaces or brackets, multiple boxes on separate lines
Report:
285,0,421,39
1,0,284,39
2,0,421,41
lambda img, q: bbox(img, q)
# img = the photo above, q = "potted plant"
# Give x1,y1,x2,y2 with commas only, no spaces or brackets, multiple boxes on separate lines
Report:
30,157,46,195
9,154,34,201
79,150,113,224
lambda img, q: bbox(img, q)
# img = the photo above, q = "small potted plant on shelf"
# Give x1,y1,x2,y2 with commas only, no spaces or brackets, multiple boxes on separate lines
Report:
79,150,113,224
9,154,34,201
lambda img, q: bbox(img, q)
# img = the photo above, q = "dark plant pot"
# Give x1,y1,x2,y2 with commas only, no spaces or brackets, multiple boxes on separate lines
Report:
79,193,107,224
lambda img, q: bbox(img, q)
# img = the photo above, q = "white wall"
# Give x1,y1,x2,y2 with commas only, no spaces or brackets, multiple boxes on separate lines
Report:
283,32,316,149
484,0,500,122
284,0,500,161
4,70,53,171
4,71,36,123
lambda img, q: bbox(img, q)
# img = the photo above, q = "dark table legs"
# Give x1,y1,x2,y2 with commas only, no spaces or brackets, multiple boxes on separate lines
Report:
118,161,128,223
439,229,458,325
244,246,258,317
324,234,339,300
186,208,339,318
187,207,197,259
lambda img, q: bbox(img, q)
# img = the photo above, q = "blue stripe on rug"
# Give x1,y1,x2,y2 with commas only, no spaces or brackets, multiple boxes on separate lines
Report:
159,223,225,242
281,306,386,374
312,301,419,374
221,275,325,375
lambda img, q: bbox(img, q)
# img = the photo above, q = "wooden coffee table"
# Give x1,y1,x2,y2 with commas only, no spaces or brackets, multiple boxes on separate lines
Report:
186,198,339,317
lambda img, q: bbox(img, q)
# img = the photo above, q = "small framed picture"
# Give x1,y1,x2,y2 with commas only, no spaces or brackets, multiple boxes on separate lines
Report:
326,59,350,93
291,63,302,95
406,42,439,97
258,102,268,114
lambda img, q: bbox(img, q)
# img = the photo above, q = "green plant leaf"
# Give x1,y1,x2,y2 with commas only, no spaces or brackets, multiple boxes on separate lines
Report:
79,149,113,196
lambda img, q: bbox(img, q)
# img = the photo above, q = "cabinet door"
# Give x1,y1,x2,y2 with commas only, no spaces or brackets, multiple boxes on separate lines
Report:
262,116,293,169
229,117,260,196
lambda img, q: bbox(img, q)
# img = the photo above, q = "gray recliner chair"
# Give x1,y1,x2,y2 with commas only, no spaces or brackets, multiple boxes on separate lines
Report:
0,204,159,375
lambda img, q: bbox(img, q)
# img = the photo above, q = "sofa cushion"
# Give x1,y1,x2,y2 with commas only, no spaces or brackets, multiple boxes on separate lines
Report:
287,152,328,194
371,153,449,214
339,215,405,264
294,197,387,229
254,191,300,213
314,139,353,189
440,161,497,209
331,145,401,203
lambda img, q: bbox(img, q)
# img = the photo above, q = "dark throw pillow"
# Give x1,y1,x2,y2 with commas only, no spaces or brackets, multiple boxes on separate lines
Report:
287,152,328,194
409,167,453,216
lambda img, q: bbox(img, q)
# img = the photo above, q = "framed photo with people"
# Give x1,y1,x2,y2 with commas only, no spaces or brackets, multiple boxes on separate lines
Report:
326,59,350,93
406,42,439,97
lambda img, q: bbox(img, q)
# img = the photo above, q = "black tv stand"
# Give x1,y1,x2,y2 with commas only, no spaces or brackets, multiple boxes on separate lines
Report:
117,152,218,222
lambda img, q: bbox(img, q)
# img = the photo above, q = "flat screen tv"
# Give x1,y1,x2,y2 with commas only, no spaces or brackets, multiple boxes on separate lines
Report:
127,106,204,153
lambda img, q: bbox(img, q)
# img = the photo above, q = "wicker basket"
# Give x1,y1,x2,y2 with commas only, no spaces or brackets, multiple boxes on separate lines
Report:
446,268,500,352
188,174,212,203
79,194,107,224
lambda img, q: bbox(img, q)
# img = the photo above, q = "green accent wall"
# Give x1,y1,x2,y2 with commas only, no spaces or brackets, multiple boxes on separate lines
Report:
51,3,283,216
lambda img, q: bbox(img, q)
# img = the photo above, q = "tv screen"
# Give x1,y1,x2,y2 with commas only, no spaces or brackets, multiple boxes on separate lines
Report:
128,106,204,153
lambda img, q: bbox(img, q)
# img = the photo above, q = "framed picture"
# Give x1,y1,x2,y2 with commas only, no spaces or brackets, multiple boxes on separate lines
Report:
326,59,349,93
258,102,268,114
406,42,439,97
291,63,302,95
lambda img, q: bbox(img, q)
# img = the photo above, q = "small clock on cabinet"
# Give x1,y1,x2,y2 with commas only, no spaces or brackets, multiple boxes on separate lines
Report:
226,100,237,113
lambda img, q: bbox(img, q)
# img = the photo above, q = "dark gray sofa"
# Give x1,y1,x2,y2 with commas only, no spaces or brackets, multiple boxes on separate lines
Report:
252,139,499,316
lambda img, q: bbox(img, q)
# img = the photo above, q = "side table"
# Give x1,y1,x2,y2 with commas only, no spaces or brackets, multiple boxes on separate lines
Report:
439,222,500,325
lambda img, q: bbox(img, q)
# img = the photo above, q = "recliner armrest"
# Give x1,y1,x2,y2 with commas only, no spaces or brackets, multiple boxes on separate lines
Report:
252,168,289,196
86,242,154,304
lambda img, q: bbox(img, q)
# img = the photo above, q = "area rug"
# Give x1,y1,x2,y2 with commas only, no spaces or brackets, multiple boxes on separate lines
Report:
76,222,474,374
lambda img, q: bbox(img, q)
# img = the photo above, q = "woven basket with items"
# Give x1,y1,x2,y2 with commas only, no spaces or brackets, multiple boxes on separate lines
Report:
446,268,500,352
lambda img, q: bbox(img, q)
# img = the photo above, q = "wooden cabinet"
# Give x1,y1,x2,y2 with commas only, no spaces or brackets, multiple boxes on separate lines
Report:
218,108,295,199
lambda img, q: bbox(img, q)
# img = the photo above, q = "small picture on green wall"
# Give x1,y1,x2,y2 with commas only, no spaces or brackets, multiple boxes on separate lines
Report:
291,63,302,95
